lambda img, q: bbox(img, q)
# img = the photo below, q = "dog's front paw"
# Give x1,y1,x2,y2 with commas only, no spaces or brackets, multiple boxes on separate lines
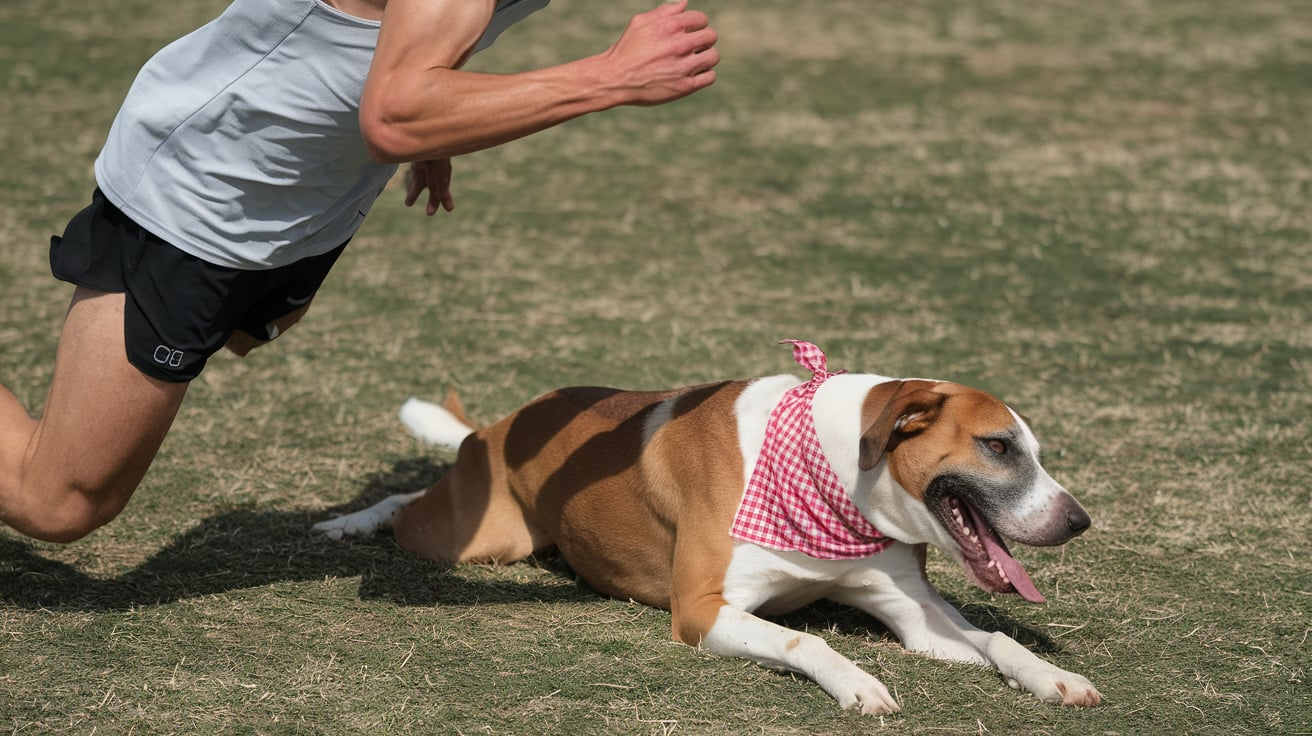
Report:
824,666,901,716
1054,675,1102,707
1005,668,1101,707
987,633,1101,707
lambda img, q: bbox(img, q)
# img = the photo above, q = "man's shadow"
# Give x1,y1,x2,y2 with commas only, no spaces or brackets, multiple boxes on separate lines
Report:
0,457,1061,655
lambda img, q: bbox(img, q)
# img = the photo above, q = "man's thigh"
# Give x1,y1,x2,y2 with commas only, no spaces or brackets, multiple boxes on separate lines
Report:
18,288,188,533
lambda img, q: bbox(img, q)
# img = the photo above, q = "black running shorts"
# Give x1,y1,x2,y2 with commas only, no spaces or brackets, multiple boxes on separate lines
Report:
50,189,347,383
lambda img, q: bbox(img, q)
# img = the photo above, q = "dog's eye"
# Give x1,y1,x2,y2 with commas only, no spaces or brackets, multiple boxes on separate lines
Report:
987,439,1008,455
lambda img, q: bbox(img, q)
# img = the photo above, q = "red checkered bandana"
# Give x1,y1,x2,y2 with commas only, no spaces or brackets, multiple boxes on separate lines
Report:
730,340,893,559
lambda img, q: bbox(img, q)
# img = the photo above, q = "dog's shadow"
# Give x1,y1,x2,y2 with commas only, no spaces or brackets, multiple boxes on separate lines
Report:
0,458,587,612
0,457,1061,655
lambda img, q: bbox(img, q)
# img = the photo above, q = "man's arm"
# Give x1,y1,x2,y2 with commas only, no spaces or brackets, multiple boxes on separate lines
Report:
360,0,719,164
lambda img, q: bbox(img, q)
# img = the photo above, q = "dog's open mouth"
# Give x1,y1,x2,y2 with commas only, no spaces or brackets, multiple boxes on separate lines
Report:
941,495,1045,603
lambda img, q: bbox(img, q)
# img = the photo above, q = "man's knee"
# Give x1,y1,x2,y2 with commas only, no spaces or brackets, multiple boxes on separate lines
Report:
4,478,134,544
41,502,121,544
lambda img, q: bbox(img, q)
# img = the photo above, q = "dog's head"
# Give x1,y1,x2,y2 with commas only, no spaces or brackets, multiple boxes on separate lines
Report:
852,379,1090,602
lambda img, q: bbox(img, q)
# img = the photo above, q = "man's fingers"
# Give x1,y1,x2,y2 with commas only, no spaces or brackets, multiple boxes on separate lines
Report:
400,160,453,215
403,166,419,206
643,0,688,22
672,9,710,32
682,27,718,56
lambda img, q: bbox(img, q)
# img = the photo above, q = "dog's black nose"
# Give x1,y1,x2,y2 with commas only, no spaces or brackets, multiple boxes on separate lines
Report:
1067,507,1092,535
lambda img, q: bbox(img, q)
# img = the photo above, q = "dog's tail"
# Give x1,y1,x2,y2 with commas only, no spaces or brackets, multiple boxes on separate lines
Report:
399,388,475,451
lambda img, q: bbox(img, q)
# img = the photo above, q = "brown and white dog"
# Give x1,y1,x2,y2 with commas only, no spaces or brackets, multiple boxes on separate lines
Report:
314,345,1101,714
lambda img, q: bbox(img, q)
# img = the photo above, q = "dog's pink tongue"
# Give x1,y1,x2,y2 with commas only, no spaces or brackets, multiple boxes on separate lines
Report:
980,531,1045,603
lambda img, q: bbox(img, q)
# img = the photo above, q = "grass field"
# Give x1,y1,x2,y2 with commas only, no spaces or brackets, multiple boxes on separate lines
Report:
2,0,1309,733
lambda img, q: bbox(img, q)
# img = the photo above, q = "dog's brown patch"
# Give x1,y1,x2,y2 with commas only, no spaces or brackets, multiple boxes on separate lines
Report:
865,382,1020,499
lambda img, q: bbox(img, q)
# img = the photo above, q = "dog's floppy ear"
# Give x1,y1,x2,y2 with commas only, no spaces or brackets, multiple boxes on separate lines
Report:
858,382,946,470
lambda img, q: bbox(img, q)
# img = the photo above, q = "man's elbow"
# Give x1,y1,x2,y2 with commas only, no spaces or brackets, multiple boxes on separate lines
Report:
360,112,416,164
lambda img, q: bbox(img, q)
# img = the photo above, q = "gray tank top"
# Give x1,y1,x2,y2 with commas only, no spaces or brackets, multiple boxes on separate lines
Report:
95,0,548,270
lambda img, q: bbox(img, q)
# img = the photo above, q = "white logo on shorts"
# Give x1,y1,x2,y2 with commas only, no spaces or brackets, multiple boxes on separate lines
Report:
154,345,185,368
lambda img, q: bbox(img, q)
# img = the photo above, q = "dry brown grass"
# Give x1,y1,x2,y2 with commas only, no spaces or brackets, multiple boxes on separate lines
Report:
2,0,1310,733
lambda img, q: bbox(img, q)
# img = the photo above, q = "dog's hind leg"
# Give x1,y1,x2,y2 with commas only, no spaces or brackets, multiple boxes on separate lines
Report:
312,491,423,540
390,431,550,565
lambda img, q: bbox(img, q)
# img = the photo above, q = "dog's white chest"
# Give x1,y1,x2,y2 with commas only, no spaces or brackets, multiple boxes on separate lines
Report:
719,542,900,615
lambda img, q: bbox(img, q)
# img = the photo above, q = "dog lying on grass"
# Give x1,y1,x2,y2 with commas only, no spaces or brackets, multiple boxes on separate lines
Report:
315,341,1101,714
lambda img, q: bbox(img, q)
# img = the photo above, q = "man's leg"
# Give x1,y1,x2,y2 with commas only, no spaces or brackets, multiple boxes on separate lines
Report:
0,287,188,543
